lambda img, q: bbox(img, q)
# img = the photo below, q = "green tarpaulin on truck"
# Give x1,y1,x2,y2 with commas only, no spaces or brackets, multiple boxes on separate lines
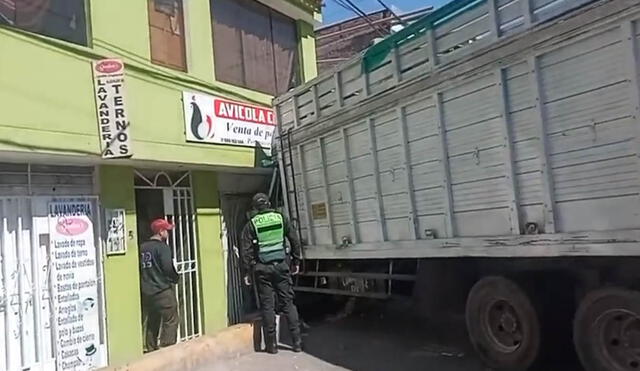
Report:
362,0,486,73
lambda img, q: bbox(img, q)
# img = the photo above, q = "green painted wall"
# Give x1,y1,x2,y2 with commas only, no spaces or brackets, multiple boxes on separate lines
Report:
99,166,144,365
298,21,318,82
185,0,217,84
0,0,317,165
0,0,319,365
98,166,230,364
0,27,262,166
191,171,228,333
0,30,98,156
91,0,151,61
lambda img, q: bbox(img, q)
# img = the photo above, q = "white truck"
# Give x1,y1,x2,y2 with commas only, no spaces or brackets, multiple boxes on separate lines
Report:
274,0,640,369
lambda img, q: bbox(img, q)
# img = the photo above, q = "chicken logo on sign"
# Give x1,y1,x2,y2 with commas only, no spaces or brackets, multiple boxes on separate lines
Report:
183,91,276,148
189,95,214,140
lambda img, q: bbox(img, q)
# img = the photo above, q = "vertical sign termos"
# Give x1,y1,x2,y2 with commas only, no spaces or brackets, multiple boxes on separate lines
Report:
92,59,132,159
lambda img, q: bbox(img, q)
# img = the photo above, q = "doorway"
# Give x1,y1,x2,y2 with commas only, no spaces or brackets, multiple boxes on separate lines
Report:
134,170,201,342
221,194,258,325
218,172,274,325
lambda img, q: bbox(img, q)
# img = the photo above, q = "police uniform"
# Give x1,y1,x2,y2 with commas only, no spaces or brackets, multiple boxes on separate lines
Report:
241,195,302,354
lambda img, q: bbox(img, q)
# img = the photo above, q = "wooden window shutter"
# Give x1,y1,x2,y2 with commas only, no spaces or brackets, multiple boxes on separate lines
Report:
271,10,299,95
148,0,187,71
211,0,245,87
239,0,276,95
210,0,301,95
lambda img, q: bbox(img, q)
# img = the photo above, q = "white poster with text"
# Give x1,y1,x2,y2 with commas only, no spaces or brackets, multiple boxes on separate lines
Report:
49,201,103,370
182,91,276,149
93,58,132,159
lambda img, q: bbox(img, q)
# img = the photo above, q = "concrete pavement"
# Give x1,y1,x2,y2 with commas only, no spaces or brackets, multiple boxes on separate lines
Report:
102,324,255,371
203,351,346,371
211,304,585,371
213,314,486,371
111,299,584,371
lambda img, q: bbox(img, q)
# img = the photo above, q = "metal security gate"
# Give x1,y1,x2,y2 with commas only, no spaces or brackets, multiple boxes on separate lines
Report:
0,163,107,370
220,195,255,325
1,197,56,371
135,171,202,342
0,196,107,371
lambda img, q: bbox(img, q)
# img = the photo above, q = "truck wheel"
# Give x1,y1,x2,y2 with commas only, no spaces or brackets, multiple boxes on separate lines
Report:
574,288,640,371
466,276,540,370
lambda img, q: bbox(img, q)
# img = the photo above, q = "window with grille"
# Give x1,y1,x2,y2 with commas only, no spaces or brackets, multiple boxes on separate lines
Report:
148,0,187,71
0,0,88,45
211,0,300,96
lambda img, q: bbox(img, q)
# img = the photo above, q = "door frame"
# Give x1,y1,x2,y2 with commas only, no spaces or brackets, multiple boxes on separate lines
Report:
133,170,202,342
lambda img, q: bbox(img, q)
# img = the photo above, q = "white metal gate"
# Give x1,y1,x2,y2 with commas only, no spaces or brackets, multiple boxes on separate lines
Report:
134,171,202,342
0,196,107,371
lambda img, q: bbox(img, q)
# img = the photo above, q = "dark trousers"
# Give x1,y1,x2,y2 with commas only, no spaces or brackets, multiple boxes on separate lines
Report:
255,261,301,345
142,287,179,351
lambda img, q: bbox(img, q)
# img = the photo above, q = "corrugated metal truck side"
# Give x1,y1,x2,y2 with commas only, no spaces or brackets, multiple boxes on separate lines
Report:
275,0,640,370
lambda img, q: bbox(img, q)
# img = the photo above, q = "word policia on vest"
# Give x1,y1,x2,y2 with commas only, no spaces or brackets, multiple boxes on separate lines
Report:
252,212,286,262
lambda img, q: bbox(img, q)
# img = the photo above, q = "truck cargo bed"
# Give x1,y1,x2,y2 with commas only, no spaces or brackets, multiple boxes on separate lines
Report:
275,0,640,259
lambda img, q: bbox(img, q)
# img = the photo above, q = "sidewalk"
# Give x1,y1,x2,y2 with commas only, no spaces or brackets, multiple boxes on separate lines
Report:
212,315,483,371
200,351,345,371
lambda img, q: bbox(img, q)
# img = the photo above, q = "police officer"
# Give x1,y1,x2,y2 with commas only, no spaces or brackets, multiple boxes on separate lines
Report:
241,193,303,354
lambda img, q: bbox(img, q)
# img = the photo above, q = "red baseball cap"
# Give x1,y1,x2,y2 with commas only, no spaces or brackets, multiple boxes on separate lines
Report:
151,218,174,234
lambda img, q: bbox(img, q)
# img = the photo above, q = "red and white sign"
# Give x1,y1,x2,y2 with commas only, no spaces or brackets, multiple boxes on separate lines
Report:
182,91,276,149
55,217,90,236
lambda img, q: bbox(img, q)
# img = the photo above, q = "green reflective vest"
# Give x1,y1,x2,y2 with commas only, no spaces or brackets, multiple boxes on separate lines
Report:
251,211,286,263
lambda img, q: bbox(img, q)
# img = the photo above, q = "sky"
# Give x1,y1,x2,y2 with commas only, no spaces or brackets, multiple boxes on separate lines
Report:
322,0,452,25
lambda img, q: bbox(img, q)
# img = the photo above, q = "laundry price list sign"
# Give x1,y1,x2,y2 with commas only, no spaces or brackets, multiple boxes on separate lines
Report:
49,201,103,370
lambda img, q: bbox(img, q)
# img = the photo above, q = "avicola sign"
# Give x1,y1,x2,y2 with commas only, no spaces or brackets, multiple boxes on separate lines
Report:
182,91,275,149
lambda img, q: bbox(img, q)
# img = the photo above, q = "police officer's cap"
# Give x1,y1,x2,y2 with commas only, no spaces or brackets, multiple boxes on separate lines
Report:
252,193,270,209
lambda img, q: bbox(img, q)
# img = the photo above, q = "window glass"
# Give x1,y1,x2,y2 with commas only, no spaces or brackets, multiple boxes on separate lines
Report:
0,0,88,46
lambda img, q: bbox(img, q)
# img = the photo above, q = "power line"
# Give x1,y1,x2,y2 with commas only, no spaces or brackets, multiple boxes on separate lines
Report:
331,0,387,37
343,0,397,35
333,0,365,19
340,0,375,21
333,0,383,28
326,0,370,22
375,0,407,26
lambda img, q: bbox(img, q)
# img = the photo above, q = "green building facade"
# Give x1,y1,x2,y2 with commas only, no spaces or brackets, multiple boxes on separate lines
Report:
0,0,319,369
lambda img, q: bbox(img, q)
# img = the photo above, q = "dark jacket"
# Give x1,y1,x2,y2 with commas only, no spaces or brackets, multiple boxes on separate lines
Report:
140,239,179,296
241,209,302,272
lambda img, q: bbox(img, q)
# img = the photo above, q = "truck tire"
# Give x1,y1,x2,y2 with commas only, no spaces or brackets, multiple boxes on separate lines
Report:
466,276,540,370
574,288,640,371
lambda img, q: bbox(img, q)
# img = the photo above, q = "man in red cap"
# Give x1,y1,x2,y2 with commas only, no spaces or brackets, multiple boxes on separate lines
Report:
139,218,179,351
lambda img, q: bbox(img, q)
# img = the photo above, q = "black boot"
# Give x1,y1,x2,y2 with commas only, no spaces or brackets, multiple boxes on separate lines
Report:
292,335,303,353
292,342,303,353
265,336,278,354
